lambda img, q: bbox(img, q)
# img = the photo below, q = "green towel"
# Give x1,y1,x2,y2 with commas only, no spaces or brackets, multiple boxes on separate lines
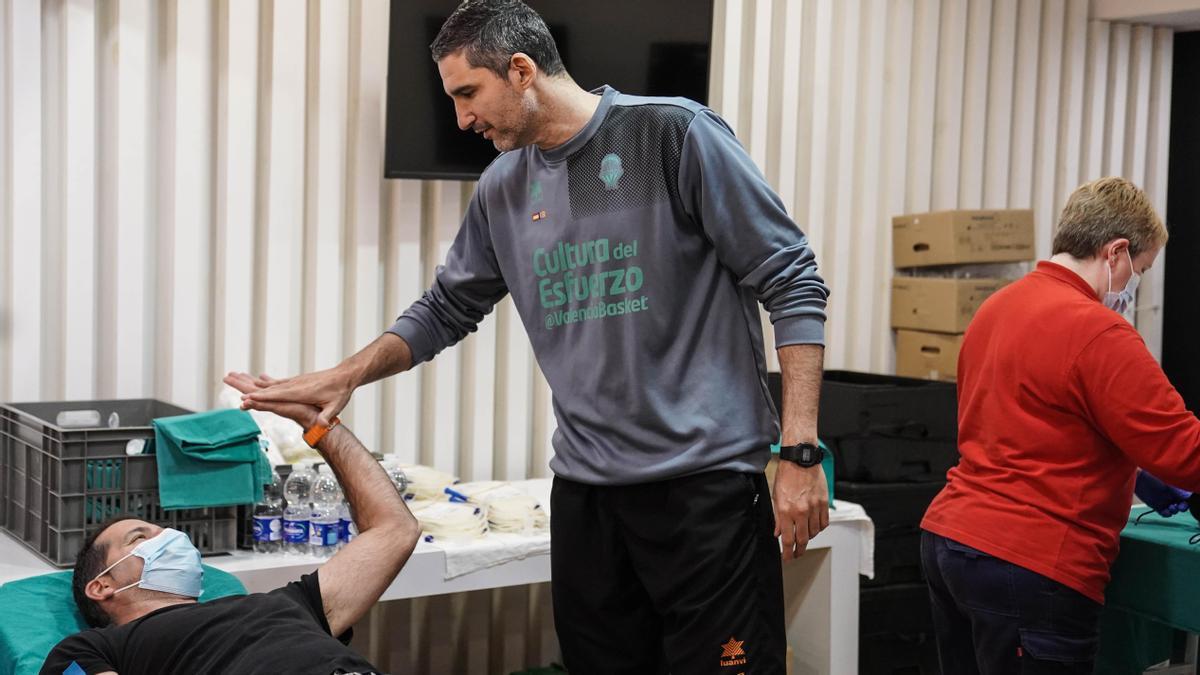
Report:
153,409,272,509
0,565,245,675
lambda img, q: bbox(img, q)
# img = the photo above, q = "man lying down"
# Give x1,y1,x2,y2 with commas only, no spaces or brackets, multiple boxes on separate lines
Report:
40,373,419,675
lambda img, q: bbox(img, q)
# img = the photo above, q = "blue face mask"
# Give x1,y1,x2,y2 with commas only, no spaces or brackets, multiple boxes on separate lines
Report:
93,528,203,598
1102,249,1139,317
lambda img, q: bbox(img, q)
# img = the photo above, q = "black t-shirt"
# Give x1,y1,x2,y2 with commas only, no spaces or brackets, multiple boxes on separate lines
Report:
39,571,381,675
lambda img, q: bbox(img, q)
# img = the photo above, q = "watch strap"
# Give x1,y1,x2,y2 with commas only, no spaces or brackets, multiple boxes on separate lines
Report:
303,416,342,448
779,442,822,467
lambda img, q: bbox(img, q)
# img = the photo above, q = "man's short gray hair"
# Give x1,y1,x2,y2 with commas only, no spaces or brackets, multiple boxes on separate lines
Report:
430,0,567,80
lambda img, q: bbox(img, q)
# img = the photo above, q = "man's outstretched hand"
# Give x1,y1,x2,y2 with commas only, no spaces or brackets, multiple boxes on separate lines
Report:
223,372,323,429
230,366,356,427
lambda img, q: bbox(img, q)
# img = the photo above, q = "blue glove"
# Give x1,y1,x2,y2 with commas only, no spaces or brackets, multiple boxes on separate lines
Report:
1135,470,1192,518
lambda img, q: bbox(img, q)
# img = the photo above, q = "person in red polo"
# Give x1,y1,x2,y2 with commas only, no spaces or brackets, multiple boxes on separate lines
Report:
920,176,1200,674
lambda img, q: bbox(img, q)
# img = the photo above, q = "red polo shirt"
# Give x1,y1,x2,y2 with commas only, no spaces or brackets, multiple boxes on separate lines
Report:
921,261,1200,603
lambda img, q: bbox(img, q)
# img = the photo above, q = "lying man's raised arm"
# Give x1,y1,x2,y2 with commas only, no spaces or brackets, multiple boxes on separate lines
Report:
314,424,419,635
225,372,419,637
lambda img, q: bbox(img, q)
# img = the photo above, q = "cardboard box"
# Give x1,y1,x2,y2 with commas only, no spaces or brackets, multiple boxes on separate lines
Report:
893,209,1035,268
896,330,963,382
891,277,1010,333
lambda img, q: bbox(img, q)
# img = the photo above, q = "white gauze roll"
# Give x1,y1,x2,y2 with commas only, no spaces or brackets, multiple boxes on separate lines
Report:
448,481,548,534
400,464,460,501
409,500,488,541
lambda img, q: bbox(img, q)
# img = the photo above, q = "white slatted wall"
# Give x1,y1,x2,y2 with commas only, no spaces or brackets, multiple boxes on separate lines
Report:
713,0,1173,372
0,0,556,482
0,1,1178,672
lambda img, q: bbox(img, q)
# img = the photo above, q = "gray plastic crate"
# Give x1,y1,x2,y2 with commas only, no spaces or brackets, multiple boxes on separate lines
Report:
1,399,241,567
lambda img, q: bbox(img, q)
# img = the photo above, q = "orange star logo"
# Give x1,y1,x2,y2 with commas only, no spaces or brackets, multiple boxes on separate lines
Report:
721,637,745,658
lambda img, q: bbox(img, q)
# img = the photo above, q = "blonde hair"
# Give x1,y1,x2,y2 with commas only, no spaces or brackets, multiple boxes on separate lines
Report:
1052,176,1167,258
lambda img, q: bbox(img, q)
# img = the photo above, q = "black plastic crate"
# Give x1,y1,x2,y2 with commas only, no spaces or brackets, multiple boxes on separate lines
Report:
2,455,45,551
1,399,240,567
864,529,925,588
5,400,192,458
860,631,941,675
818,371,958,440
833,435,959,483
836,481,944,533
861,583,935,638
42,507,239,567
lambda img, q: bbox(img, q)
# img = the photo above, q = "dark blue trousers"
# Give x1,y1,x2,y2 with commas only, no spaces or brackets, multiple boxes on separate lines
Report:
920,531,1102,674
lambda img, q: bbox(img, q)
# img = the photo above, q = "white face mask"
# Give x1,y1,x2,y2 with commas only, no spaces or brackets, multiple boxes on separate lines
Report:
92,528,203,598
1102,249,1139,319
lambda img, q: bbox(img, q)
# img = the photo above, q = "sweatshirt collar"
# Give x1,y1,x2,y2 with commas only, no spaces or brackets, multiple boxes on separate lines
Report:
536,86,618,164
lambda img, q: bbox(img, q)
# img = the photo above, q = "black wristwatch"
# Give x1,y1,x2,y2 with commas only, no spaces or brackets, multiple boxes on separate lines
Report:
779,442,823,468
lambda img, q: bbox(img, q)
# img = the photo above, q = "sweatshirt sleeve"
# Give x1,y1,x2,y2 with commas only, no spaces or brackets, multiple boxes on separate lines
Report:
1074,323,1200,491
677,108,829,347
386,185,508,365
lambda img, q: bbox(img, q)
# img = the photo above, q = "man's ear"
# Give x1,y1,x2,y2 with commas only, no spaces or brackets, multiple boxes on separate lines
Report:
508,52,537,90
86,576,115,603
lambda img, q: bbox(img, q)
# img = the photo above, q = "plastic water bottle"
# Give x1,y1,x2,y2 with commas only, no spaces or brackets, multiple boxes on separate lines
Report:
338,500,357,548
252,470,283,553
309,465,340,558
282,465,313,555
335,477,356,548
384,463,409,497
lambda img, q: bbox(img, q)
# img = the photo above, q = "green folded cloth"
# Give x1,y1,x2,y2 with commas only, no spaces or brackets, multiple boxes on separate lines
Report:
0,566,245,675
153,409,272,509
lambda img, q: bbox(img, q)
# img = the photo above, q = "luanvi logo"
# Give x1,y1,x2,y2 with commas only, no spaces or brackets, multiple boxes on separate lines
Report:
720,636,747,668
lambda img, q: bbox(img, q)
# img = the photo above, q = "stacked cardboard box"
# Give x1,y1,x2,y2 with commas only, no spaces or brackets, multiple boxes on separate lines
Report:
891,209,1035,381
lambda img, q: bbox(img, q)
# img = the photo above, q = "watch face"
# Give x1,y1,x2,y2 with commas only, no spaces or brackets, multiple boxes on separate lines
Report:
792,441,820,461
784,443,820,466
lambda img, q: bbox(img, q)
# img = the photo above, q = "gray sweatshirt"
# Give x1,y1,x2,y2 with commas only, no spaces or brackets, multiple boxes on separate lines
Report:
389,87,828,485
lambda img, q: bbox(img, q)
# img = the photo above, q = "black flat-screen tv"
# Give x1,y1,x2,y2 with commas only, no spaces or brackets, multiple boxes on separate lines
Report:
384,0,714,180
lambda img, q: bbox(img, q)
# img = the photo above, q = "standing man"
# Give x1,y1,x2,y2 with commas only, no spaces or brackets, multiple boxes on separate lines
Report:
242,1,830,672
920,177,1200,673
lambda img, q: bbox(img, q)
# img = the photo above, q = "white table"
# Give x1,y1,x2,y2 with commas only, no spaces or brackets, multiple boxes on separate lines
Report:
0,479,874,674
212,479,555,600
